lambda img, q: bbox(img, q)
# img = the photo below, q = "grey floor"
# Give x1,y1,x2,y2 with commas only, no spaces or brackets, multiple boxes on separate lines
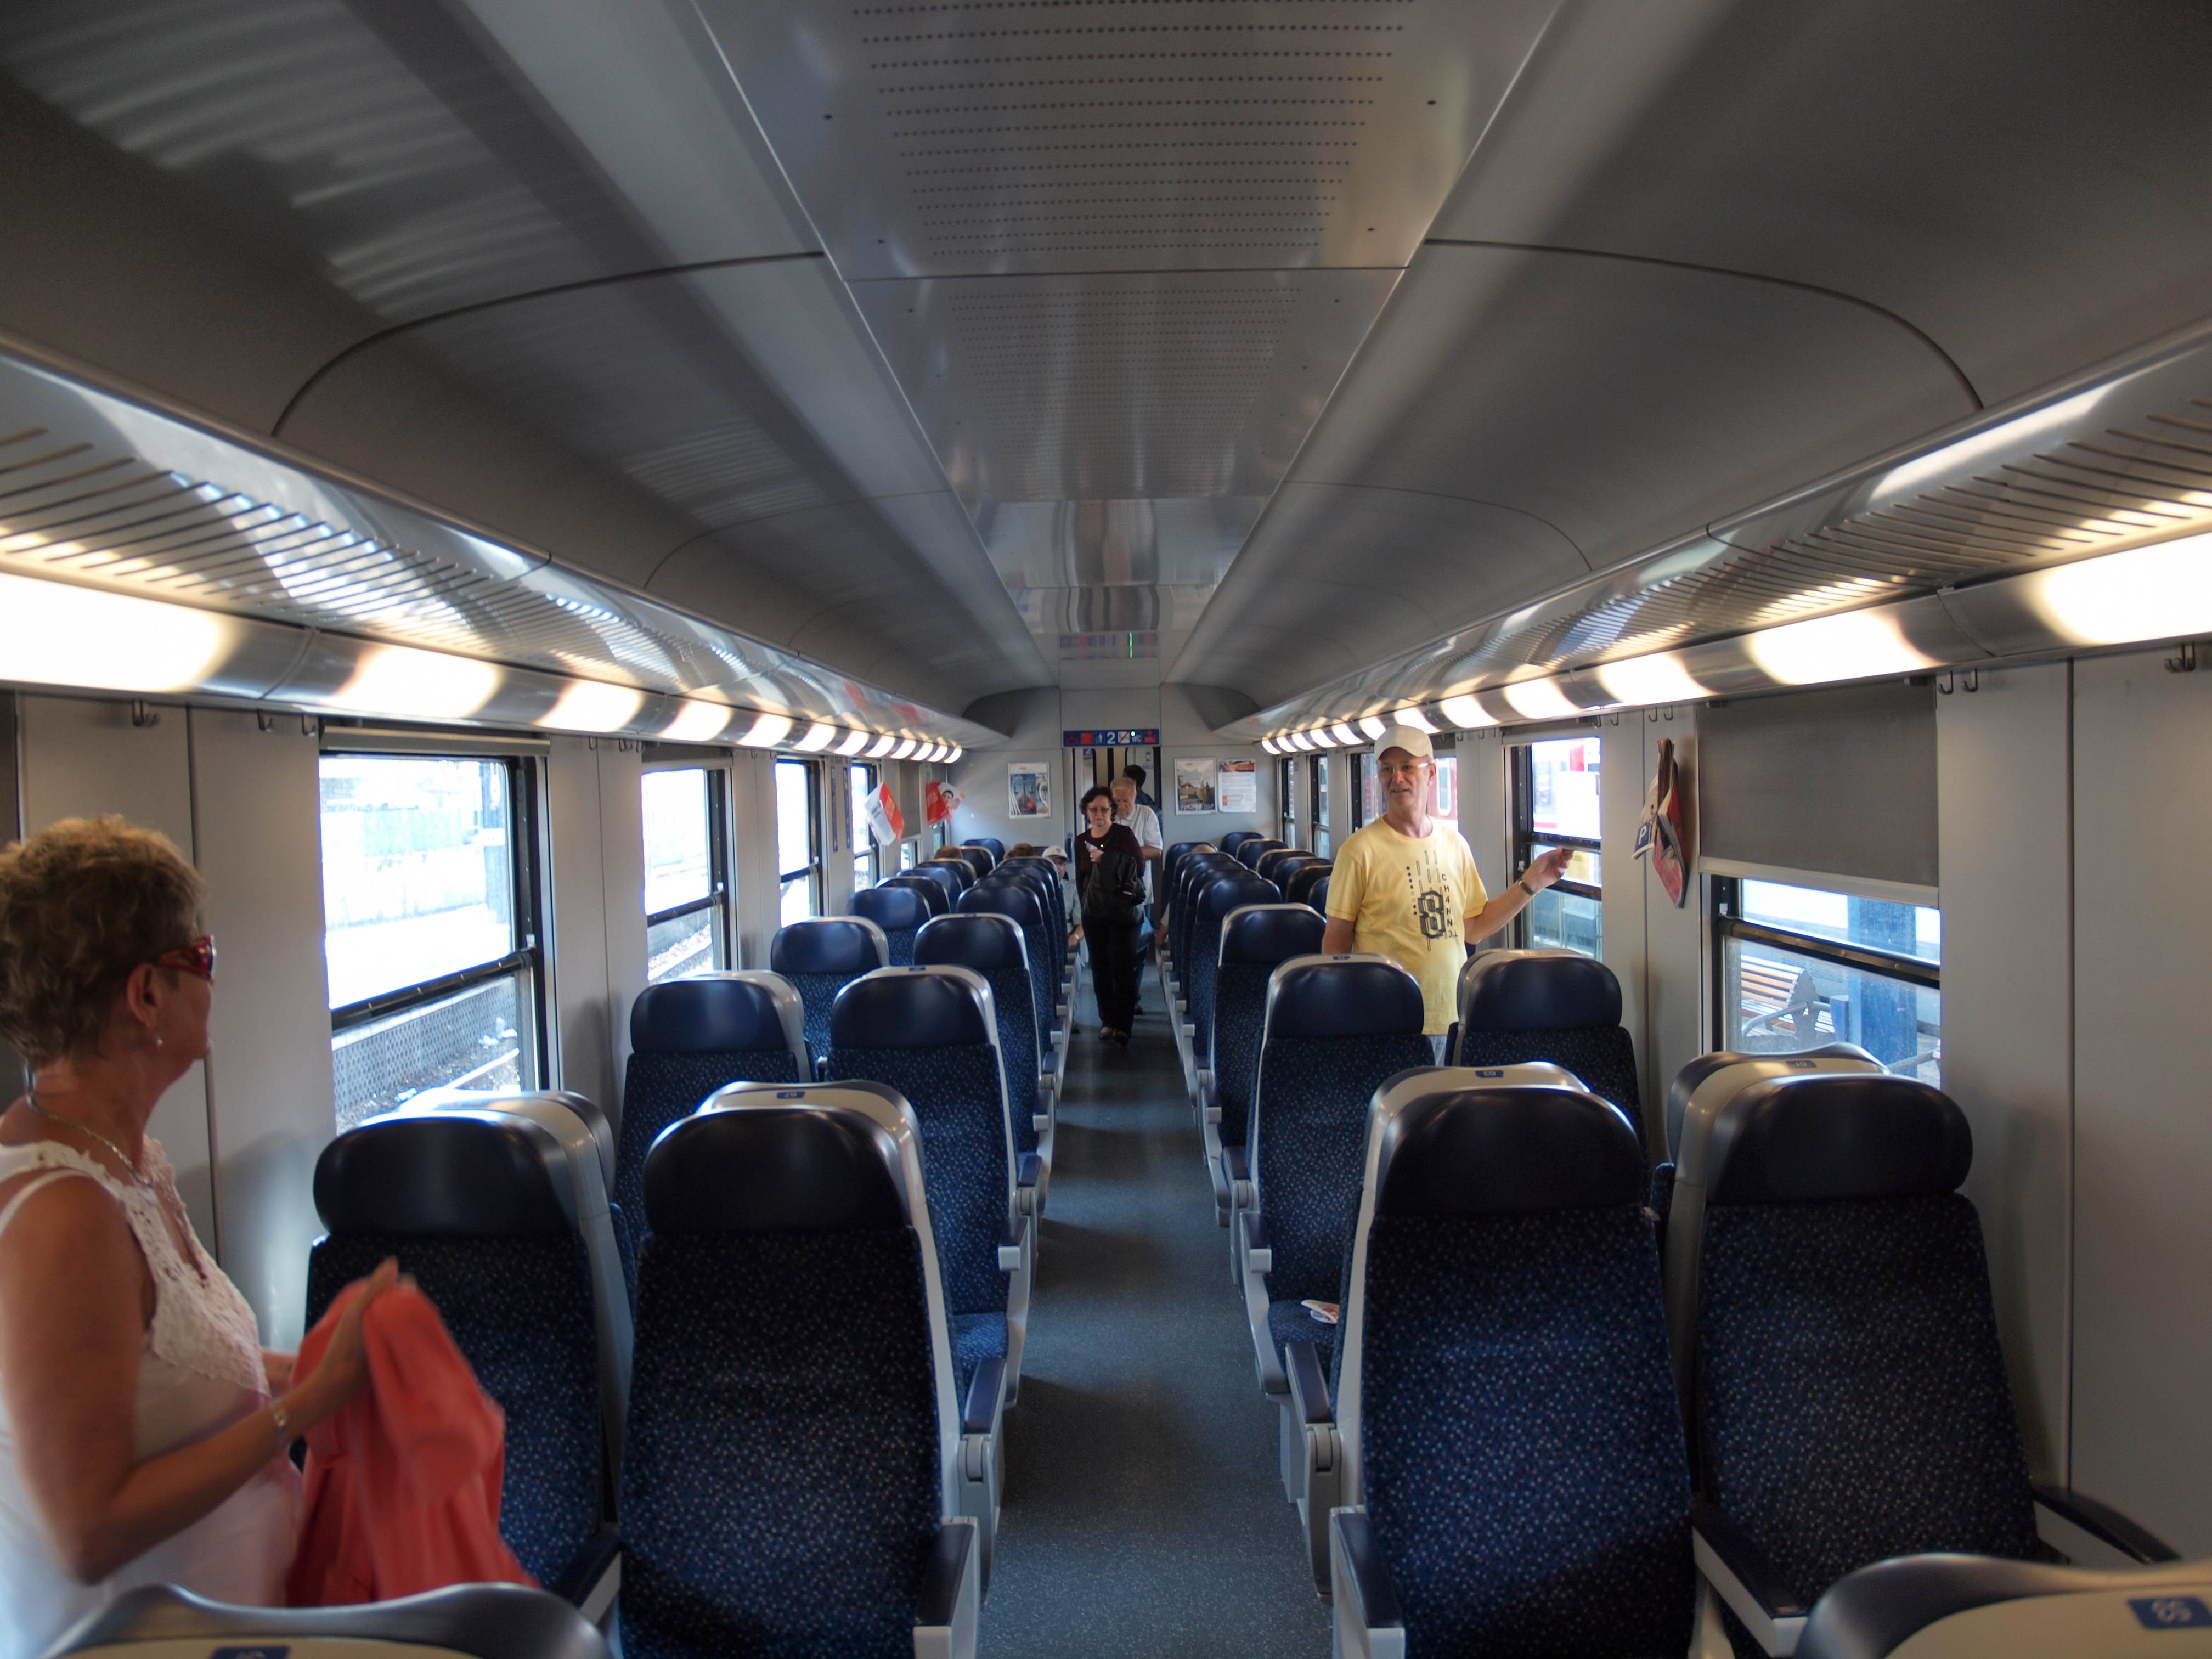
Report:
977,958,1332,1658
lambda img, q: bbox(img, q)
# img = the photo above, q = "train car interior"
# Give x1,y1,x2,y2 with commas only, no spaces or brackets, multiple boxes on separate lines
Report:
1,2,2209,1655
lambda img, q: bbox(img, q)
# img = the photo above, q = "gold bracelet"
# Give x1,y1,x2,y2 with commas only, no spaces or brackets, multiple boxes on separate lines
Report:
1517,876,1535,898
269,1399,294,1448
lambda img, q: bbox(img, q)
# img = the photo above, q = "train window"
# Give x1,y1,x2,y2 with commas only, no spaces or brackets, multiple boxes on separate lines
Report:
1713,875,1942,1081
1356,752,1376,827
899,838,918,871
320,753,544,1131
642,767,729,985
1512,736,1602,956
1311,755,1331,857
1434,753,1459,821
850,762,881,889
1278,755,1299,844
775,757,822,924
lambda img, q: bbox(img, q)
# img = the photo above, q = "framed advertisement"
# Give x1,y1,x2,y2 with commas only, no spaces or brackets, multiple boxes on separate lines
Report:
1175,757,1217,814
1216,758,1257,814
1008,763,1051,818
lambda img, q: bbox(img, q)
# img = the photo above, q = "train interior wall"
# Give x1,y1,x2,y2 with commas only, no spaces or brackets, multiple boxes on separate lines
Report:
5,650,2210,1548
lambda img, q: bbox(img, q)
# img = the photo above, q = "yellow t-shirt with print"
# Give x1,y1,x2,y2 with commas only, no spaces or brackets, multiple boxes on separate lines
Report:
1324,817,1488,1036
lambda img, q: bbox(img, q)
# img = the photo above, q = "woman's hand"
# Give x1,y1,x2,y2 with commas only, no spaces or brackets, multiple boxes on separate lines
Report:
290,1257,400,1426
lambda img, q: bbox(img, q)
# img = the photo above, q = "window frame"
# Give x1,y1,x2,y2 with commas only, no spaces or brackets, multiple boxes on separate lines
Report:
320,742,551,1121
641,761,732,984
1278,755,1299,844
850,761,882,888
776,755,825,921
1311,753,1331,857
1709,872,1942,1057
1509,737,1602,950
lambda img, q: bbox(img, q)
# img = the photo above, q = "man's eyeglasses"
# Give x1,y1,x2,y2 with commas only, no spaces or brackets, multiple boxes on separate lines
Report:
152,935,216,982
1376,762,1430,781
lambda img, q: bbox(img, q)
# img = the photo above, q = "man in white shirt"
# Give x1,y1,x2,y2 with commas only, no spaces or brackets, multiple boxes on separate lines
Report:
1112,776,1165,1013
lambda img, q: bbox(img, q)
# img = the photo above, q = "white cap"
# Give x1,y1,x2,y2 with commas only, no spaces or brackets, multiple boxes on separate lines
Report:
1372,724,1435,763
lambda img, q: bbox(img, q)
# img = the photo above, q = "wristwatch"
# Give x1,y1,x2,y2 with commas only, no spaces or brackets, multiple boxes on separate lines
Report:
1517,874,1536,898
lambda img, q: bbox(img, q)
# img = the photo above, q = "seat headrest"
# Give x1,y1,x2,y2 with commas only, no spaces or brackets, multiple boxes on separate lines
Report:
1265,955,1425,1039
881,874,950,916
956,846,994,877
316,1114,571,1236
970,837,1005,859
770,917,888,974
1709,1073,1972,1205
1458,950,1623,1031
1220,904,1328,966
915,860,971,895
913,911,1029,973
1220,830,1259,852
630,974,800,1053
1376,1086,1647,1215
1197,872,1279,924
830,966,993,1048
1235,838,1287,869
1285,864,1332,905
1307,876,1330,911
1254,848,1309,882
644,1104,907,1233
960,881,1042,929
851,885,930,932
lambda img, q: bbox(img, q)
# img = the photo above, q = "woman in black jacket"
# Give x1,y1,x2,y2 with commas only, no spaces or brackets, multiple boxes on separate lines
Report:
1073,786,1145,1046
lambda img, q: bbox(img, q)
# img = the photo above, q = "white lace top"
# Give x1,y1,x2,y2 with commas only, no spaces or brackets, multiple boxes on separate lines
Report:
0,1137,298,1659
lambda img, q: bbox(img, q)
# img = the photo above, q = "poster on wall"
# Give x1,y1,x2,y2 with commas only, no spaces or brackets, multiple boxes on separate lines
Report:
924,780,963,826
1216,758,1257,814
1008,764,1051,819
1175,757,1217,814
864,782,906,847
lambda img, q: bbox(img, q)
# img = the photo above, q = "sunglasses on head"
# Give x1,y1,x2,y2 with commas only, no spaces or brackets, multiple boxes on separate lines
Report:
152,935,216,981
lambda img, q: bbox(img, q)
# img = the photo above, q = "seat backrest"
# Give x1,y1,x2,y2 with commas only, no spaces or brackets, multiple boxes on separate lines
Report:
624,1088,956,1657
1308,874,1330,912
770,917,891,1063
1164,841,1210,894
1210,905,1328,1148
1339,1075,1691,1656
970,836,1006,860
622,973,811,1229
1219,830,1261,855
995,856,1066,944
1695,1073,2036,1610
1266,852,1325,894
1254,847,1309,884
1235,837,1288,870
1173,854,1242,970
956,844,995,878
911,861,969,905
915,911,1044,1156
882,872,951,918
1798,1556,2212,1659
828,967,1014,1328
1187,872,1278,1048
962,876,1059,1031
1451,950,1646,1136
48,1583,610,1659
311,1113,609,1586
851,883,932,966
1284,862,1333,909
1252,955,1432,1307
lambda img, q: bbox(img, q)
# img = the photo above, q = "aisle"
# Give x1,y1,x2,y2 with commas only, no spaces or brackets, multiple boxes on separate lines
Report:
978,960,1331,1657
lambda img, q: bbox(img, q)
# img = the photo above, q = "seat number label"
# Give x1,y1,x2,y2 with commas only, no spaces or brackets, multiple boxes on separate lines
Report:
2130,1596,2212,1629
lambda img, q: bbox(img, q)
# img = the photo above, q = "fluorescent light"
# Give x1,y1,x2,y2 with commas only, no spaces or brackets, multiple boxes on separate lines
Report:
1437,694,1497,730
327,645,499,720
892,738,918,759
1745,609,1937,685
1293,731,1317,751
662,700,732,742
1330,722,1359,746
948,747,963,763
2031,531,2212,645
793,721,836,752
737,713,793,748
866,733,898,758
833,729,868,755
538,678,644,733
0,573,228,693
1392,707,1438,733
1261,738,1277,754
1595,652,1709,707
1357,716,1387,740
1501,679,1579,720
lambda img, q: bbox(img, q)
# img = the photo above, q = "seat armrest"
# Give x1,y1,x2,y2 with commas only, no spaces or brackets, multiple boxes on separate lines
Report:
1240,1208,1272,1274
1200,1074,1221,1123
914,1517,979,1659
2034,1482,2181,1565
1331,1509,1403,1647
1691,1499,1807,1655
962,1355,1006,1438
1284,1338,1332,1427
546,1523,622,1621
1649,1160,1676,1221
1223,1143,1248,1182
814,1054,831,1081
998,1214,1029,1272
1016,1152,1043,1192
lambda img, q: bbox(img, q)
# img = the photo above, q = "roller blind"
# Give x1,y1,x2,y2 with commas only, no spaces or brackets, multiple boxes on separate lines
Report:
1698,681,1937,889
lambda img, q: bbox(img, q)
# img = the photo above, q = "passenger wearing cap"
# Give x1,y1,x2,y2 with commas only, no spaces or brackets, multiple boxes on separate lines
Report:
1320,725,1573,1047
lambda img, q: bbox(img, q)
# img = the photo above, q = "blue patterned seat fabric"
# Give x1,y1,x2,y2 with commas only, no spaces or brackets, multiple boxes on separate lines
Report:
308,1233,601,1588
620,1228,942,1659
1457,1026,1644,1138
1256,1031,1435,1332
1698,1193,2039,1619
1361,1207,1694,1657
1186,876,1276,1052
968,964,1043,1154
1210,961,1271,1148
786,970,865,1066
828,1043,1011,1393
617,1048,802,1232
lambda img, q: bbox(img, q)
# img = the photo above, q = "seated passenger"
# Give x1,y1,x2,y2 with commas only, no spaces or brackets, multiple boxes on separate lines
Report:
0,818,390,1657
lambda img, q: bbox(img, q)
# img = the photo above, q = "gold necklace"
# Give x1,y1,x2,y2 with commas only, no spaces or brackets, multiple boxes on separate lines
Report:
21,1092,152,1189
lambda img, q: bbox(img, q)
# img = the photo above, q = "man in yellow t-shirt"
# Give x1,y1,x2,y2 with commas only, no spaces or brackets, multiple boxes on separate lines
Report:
1322,725,1573,1046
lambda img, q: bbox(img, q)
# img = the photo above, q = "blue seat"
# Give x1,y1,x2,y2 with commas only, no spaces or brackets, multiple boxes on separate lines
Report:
309,1104,627,1611
1163,840,1211,901
1324,1073,1694,1643
1218,830,1263,857
955,845,995,879
1176,865,1264,1028
1285,862,1332,909
961,878,1064,1046
1796,1554,2212,1659
1449,950,1649,1138
1169,854,1240,994
1237,955,1431,1400
1254,847,1310,885
828,967,1034,1408
622,1091,982,1654
853,882,933,966
916,859,974,903
47,1582,611,1659
620,973,811,1239
1184,871,1278,1062
883,871,951,918
770,916,890,1068
1235,837,1288,871
969,836,1006,861
1199,904,1327,1220
916,911,1056,1197
996,856,1069,953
